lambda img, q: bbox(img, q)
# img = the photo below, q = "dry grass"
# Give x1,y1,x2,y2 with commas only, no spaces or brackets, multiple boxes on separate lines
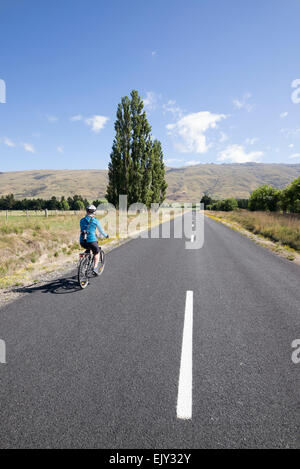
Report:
0,211,120,286
0,213,84,285
209,210,300,251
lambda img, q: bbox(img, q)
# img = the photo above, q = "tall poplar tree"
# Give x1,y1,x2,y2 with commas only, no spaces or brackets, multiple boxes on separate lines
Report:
106,90,167,207
151,140,168,204
106,96,131,206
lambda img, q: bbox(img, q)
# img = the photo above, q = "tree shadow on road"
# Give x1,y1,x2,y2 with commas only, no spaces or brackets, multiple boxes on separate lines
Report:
13,275,81,295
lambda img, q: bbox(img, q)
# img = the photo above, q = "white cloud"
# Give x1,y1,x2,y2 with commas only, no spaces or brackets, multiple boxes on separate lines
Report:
163,99,184,119
151,51,157,56
290,153,300,159
57,146,64,154
46,114,58,123
70,114,83,121
233,92,254,112
245,137,259,145
70,114,108,133
2,138,37,153
143,91,160,111
218,144,263,163
166,111,227,154
2,137,16,147
288,143,294,148
185,160,200,166
166,158,184,163
22,142,35,153
280,111,288,118
280,128,300,137
165,158,184,166
85,115,109,133
219,132,228,143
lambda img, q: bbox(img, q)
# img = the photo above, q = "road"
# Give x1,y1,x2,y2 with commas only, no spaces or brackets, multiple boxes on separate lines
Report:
0,214,299,448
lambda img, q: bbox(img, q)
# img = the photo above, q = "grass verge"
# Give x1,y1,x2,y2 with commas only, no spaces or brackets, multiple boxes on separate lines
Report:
205,210,300,262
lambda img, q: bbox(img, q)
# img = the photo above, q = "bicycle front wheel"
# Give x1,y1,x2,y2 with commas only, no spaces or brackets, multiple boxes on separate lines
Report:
97,249,106,276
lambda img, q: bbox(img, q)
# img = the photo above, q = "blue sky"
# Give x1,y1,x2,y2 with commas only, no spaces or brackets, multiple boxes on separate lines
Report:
0,0,300,171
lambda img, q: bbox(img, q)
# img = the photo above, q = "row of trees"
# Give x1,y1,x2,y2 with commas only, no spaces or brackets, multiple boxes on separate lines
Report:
200,176,300,213
208,198,238,211
200,194,248,211
106,90,167,207
248,177,300,212
0,194,95,211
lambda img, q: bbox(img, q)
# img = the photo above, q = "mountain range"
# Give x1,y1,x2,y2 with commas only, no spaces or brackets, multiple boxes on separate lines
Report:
1,163,300,202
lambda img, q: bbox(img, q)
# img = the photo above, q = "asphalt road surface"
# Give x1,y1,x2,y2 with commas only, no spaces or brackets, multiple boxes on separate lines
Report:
0,214,299,448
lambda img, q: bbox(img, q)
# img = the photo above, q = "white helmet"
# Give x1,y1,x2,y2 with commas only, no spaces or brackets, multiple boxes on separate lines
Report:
86,204,97,214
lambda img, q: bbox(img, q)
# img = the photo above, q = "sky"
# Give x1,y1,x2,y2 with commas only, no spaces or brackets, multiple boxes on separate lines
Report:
0,0,300,171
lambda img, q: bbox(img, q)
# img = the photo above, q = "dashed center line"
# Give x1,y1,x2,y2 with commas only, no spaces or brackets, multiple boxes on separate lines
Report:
177,290,193,420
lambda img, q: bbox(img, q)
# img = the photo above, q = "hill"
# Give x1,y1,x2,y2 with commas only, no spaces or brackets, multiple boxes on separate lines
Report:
0,164,300,202
165,163,300,200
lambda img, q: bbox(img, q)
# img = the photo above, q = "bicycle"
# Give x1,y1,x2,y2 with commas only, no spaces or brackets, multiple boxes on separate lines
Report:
78,246,106,289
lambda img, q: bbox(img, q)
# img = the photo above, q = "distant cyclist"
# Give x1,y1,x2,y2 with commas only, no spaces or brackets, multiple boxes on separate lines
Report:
80,204,109,275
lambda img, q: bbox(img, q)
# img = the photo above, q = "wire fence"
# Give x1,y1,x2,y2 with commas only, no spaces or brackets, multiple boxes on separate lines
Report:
0,209,86,221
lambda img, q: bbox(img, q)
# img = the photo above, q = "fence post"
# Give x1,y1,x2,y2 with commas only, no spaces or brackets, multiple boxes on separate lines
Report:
45,209,48,218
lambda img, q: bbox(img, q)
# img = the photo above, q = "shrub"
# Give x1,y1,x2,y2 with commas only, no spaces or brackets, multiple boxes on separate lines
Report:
210,198,238,211
222,198,238,211
249,185,280,211
280,177,300,213
200,194,214,209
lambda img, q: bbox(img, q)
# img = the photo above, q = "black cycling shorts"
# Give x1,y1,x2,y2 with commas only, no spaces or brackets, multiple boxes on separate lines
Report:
80,240,100,255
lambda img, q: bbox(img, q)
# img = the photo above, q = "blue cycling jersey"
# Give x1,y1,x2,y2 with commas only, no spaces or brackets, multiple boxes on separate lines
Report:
80,215,107,243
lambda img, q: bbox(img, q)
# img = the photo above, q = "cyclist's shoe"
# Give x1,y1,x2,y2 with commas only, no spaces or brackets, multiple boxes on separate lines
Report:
93,265,103,276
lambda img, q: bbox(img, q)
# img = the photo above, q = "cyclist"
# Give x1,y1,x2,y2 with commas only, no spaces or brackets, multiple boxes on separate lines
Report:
80,204,109,275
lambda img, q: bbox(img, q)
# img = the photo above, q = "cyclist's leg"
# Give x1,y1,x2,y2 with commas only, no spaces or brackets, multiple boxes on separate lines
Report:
80,240,90,253
89,242,100,268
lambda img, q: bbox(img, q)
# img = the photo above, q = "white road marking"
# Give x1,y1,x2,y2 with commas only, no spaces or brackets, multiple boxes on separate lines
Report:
177,290,193,419
190,234,195,242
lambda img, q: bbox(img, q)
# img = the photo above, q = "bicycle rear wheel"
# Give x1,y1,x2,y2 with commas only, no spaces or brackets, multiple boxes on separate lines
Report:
78,256,90,289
